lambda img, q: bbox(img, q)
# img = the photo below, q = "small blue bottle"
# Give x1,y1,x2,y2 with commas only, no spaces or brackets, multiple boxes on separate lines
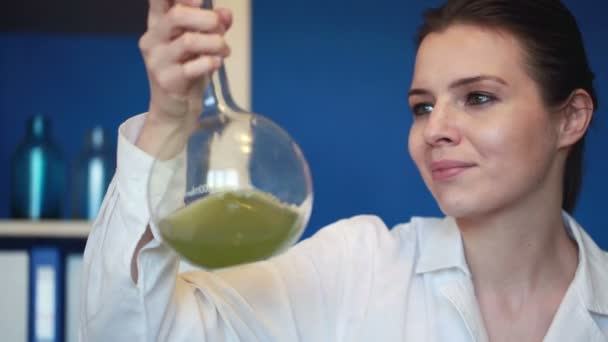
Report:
10,115,66,219
71,126,115,220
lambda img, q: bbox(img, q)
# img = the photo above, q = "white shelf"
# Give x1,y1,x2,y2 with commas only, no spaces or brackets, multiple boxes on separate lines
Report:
0,220,91,238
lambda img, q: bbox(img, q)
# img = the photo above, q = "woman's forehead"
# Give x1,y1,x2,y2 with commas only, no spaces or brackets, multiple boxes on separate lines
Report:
412,24,528,88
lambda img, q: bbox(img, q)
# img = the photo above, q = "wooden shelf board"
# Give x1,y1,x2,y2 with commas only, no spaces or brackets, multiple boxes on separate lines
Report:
0,221,91,238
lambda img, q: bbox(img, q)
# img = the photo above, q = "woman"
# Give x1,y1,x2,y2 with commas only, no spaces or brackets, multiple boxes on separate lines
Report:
81,0,608,340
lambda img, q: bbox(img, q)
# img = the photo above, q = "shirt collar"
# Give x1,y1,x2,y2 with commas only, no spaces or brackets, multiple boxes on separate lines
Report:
562,211,608,316
414,216,471,276
413,212,608,316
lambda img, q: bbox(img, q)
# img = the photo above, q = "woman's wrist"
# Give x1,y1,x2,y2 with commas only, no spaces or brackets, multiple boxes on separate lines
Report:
136,110,192,160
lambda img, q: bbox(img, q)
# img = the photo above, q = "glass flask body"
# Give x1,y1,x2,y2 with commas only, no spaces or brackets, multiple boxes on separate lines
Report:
148,19,313,269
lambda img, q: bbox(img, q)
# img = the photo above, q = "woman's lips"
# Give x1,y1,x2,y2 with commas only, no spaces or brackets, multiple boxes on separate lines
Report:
430,160,476,181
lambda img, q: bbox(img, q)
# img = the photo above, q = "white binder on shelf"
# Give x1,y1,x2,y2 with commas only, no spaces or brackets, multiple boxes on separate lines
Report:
65,253,83,342
29,246,62,342
0,250,29,342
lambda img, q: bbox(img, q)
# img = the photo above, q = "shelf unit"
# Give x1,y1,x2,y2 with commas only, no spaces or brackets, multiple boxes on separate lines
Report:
0,220,89,342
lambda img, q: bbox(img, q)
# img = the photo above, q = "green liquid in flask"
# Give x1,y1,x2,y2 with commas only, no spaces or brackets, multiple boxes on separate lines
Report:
159,190,302,269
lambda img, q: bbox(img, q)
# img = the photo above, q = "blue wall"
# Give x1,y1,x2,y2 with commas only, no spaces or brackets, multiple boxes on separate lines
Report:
1,0,606,248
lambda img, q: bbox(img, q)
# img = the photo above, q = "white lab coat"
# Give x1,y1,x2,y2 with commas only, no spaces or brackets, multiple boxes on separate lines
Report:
80,114,608,341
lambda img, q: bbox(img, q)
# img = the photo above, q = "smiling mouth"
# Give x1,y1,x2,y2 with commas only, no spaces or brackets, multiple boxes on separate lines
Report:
430,160,476,181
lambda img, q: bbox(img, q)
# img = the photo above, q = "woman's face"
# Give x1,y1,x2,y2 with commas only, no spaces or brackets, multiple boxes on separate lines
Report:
408,24,562,218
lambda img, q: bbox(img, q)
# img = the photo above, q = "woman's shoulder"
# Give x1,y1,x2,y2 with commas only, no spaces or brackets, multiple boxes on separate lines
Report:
309,214,451,261
314,214,451,241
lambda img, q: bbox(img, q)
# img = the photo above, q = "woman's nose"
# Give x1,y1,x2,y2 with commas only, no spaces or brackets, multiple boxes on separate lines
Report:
423,105,461,147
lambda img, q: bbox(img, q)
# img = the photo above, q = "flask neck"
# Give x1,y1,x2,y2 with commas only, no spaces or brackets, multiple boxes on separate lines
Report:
200,0,244,115
203,65,243,115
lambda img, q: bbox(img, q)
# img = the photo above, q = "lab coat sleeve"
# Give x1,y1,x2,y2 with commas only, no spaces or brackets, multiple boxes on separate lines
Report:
80,113,384,341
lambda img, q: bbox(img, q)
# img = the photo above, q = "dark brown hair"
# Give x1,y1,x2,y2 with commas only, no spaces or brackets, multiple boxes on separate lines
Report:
416,0,598,213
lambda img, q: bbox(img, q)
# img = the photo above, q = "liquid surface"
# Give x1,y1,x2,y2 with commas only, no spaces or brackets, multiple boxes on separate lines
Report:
159,190,302,269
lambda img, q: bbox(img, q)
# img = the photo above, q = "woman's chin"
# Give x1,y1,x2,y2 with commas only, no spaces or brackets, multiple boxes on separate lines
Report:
437,196,506,222
436,196,485,219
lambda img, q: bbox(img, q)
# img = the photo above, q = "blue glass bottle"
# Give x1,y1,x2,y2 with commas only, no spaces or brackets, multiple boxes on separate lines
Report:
10,115,66,219
71,126,115,220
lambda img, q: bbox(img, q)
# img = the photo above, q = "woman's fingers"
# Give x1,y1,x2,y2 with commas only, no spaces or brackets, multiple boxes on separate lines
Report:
147,32,230,71
216,8,233,31
140,0,234,124
183,55,223,79
147,0,202,20
152,5,224,42
147,0,172,18
153,56,220,93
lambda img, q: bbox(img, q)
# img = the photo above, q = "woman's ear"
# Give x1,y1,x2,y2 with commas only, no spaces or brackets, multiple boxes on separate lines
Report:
557,89,594,149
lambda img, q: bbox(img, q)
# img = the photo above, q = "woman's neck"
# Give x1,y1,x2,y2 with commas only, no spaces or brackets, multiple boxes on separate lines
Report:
456,181,578,295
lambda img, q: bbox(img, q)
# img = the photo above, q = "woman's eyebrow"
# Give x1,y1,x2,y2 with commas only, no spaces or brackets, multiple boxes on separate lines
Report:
408,88,431,98
408,75,508,98
448,75,508,89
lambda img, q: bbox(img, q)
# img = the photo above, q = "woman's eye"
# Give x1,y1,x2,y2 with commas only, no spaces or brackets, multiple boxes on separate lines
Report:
412,103,434,116
466,92,495,106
